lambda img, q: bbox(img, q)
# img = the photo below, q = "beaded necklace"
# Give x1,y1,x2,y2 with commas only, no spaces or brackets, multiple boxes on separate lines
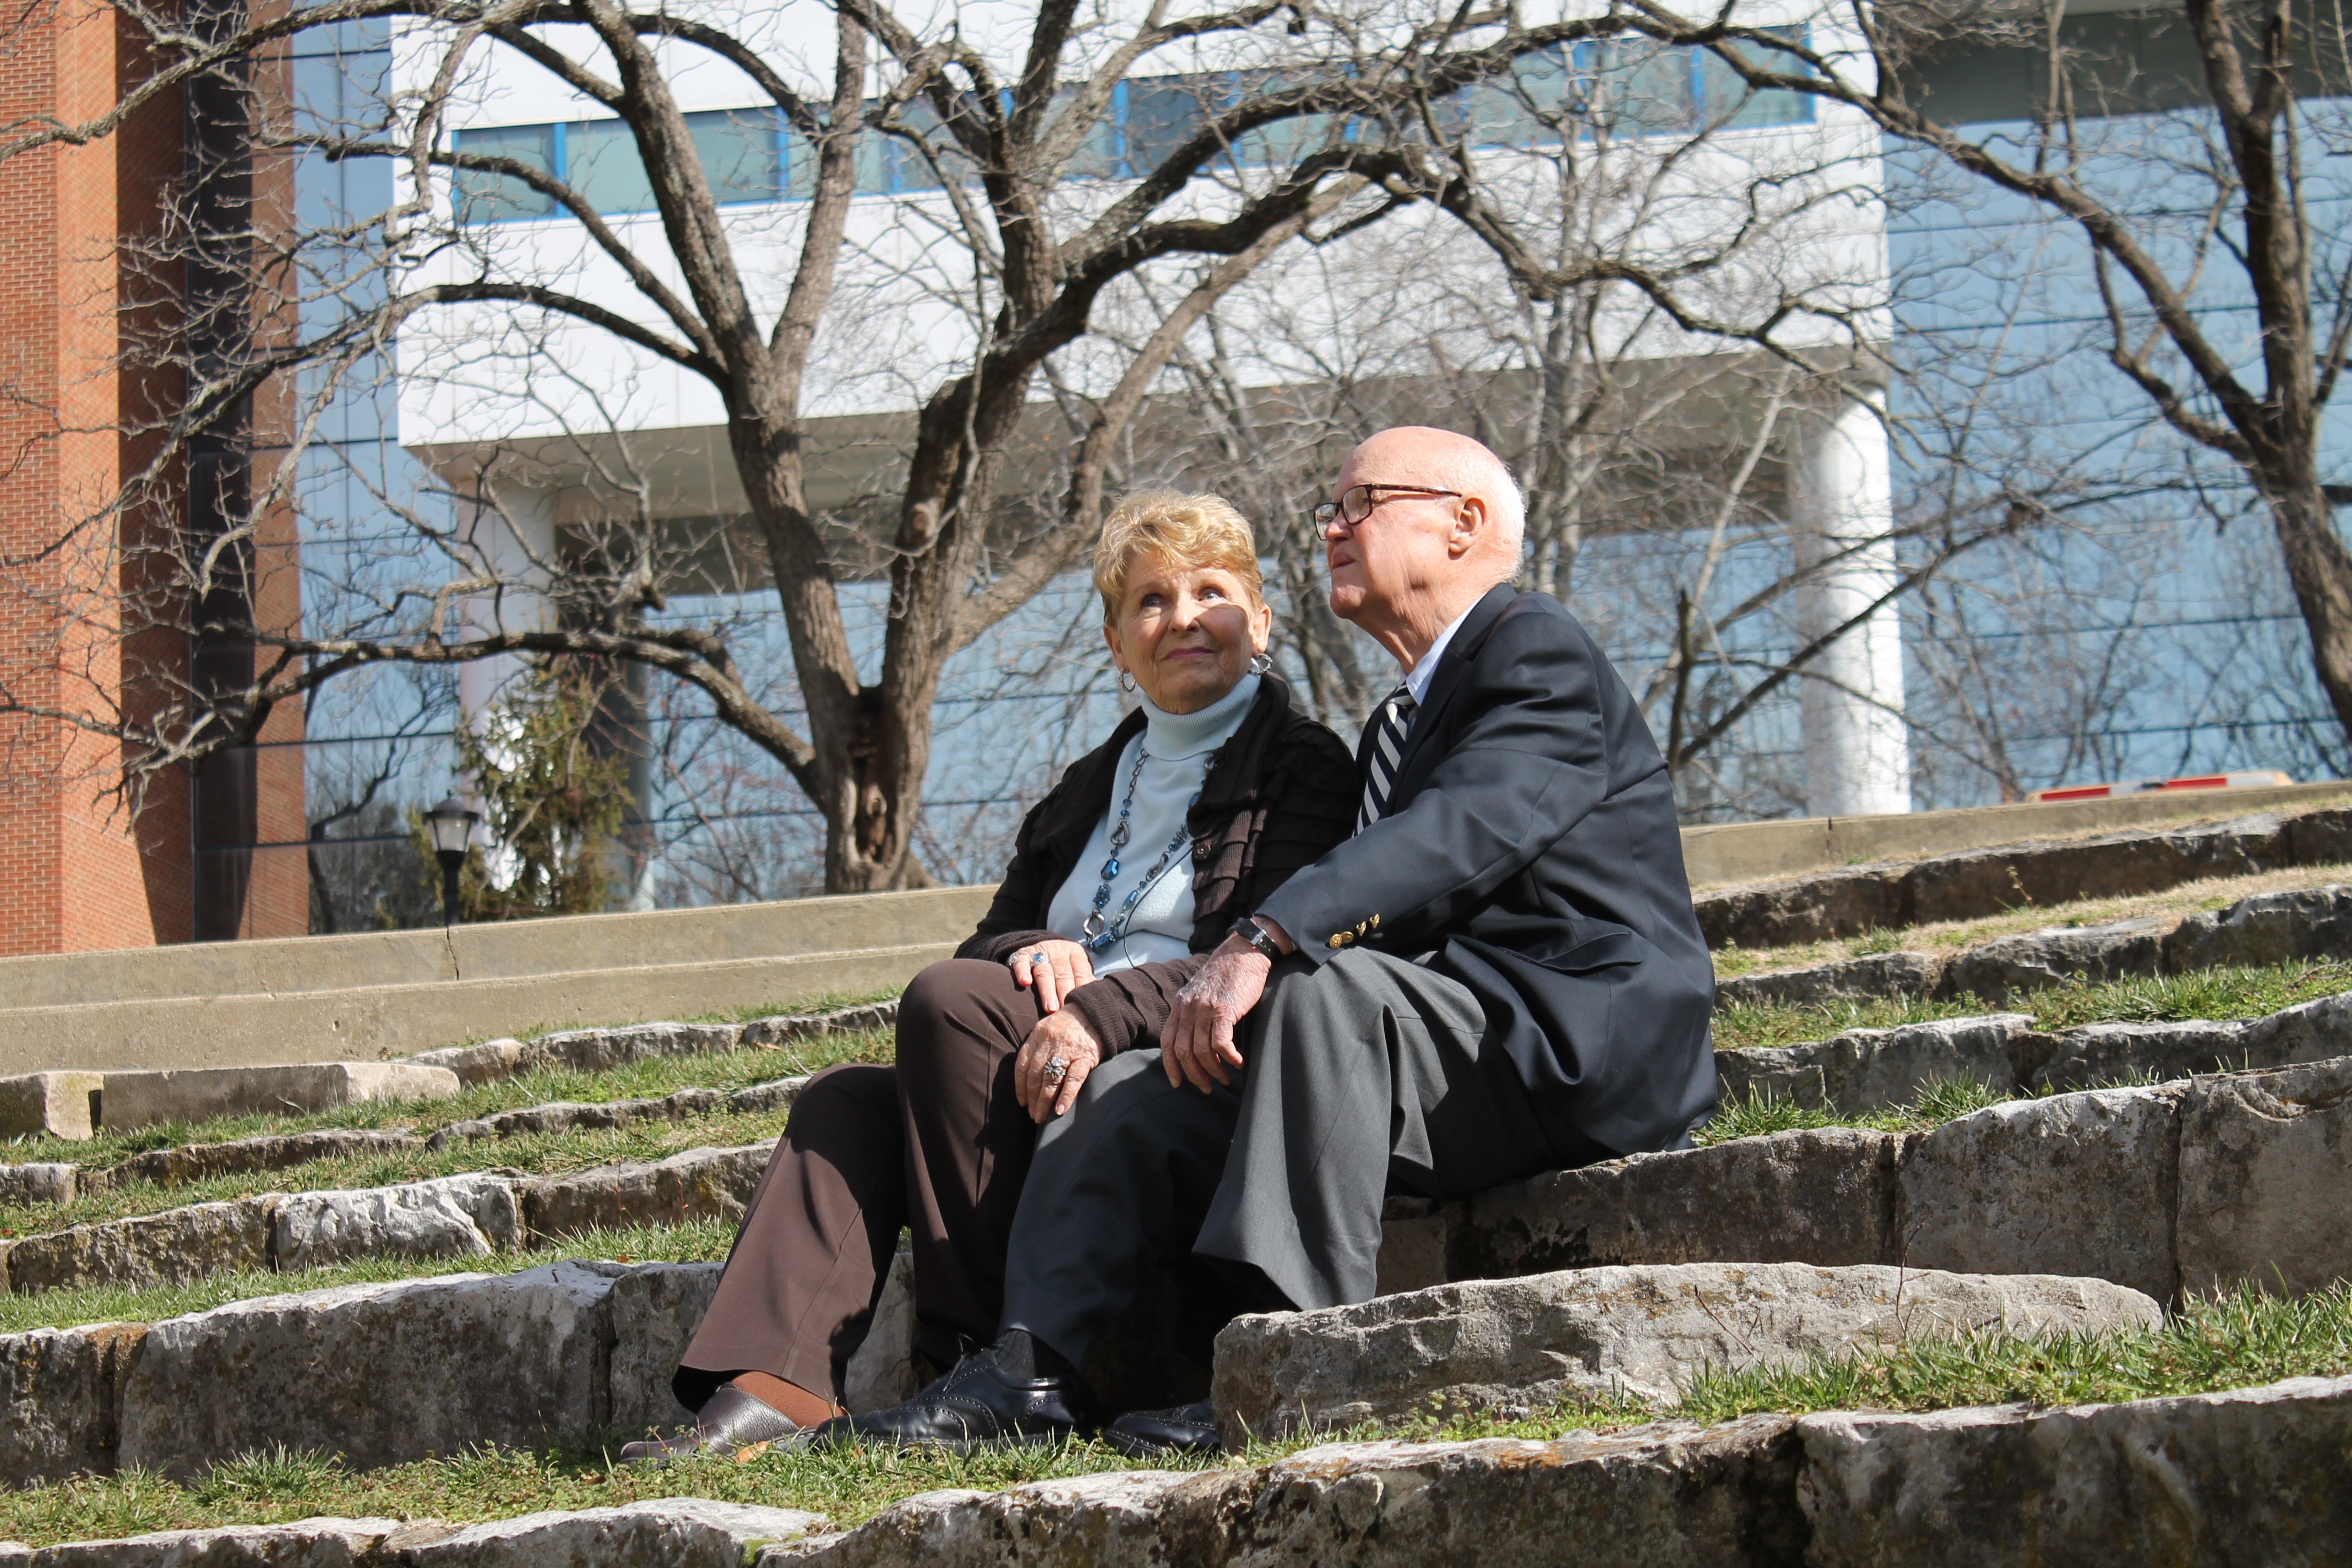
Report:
1079,740,1217,954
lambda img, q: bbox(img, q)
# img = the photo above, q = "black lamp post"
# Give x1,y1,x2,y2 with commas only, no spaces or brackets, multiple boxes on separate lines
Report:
422,794,480,928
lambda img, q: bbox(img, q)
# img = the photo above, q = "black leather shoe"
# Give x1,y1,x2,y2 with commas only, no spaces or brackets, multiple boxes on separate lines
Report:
811,1341,1092,1453
616,1384,805,1464
1102,1401,1219,1458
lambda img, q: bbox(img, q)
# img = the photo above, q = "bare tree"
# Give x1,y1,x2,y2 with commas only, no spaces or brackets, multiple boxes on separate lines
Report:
0,0,1793,895
1701,0,2352,748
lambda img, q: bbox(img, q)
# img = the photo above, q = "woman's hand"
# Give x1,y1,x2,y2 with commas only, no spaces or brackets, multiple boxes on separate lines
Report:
1007,939,1096,1014
1016,1008,1105,1122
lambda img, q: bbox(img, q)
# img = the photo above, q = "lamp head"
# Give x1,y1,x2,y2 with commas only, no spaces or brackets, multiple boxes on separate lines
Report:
423,795,480,868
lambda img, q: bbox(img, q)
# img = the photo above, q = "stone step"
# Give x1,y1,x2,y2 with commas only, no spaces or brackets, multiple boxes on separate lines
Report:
1717,883,2352,1009
0,1074,815,1211
755,1374,2352,1566
1698,805,2352,950
1714,987,2352,1113
0,1001,889,1142
1209,1261,2160,1442
7,1498,823,1565
0,1143,780,1295
1445,1053,2352,1305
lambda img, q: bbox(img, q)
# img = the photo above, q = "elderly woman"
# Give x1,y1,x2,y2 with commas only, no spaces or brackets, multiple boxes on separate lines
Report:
622,492,1356,1460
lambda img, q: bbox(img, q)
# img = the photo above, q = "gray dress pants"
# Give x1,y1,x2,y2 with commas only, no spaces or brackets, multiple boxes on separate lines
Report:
1001,948,1570,1367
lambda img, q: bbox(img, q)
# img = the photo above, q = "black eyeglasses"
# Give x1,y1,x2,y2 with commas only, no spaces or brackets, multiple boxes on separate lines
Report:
1312,484,1464,529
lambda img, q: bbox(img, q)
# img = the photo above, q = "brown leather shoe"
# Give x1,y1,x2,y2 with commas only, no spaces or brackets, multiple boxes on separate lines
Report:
617,1384,806,1464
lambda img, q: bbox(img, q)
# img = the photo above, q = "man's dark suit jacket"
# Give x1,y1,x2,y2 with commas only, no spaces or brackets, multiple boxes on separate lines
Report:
1254,582,1718,1163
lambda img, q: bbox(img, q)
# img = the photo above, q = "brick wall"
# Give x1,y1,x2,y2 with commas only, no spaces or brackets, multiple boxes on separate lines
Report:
0,0,306,954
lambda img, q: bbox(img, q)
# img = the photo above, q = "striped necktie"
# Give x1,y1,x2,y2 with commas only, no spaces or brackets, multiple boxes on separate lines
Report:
1357,683,1419,832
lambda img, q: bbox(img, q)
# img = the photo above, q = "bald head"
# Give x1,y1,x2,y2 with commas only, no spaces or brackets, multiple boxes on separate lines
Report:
1320,426,1525,672
1351,427,1526,565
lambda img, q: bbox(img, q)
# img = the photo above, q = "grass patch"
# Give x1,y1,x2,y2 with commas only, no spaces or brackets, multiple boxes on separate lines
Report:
1692,1077,2013,1147
0,1220,739,1336
1674,1283,2352,1424
0,1430,1213,1548
1714,960,2352,1053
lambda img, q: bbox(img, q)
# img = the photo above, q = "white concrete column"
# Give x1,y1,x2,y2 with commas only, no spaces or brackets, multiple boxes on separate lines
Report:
1793,391,1912,818
455,486,557,876
456,485,558,733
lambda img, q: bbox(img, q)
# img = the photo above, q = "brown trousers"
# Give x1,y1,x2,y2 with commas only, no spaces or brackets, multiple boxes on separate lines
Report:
674,958,1046,1410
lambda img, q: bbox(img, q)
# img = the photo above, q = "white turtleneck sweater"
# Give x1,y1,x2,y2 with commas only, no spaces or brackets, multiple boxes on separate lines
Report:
1044,672,1261,976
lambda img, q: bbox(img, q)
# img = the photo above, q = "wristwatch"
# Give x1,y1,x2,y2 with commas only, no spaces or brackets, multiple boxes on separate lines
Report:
1229,917,1285,962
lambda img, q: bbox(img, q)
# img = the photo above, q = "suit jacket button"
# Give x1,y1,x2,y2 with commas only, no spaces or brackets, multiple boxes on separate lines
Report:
1327,933,1349,949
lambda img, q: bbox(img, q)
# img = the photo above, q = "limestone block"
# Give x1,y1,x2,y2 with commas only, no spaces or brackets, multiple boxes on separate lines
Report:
1799,1375,2352,1566
0,1072,103,1141
108,1129,423,1189
0,1164,76,1206
1712,951,1943,1010
117,1262,627,1477
727,1076,811,1115
2177,1055,2352,1295
739,1000,899,1048
772,1417,1806,1568
98,1063,460,1132
1712,1046,1827,1108
1447,1128,1904,1282
1211,1262,2160,1442
1898,1086,2180,1300
842,1251,919,1415
0,1322,143,1485
1941,918,2168,1001
1694,866,1904,949
407,1039,529,1086
603,1262,722,1439
522,1023,741,1076
522,1141,776,1240
2286,804,2352,865
273,1175,522,1273
2030,1019,2248,1092
8,1197,277,1294
2164,883,2352,971
2230,988,2352,1069
399,1501,826,1568
429,1090,726,1150
1818,1016,2029,1112
28,1519,414,1568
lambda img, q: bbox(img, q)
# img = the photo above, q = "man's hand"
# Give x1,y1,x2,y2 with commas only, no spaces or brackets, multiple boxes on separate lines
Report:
1015,1007,1104,1121
1162,930,1283,1093
1006,939,1096,1014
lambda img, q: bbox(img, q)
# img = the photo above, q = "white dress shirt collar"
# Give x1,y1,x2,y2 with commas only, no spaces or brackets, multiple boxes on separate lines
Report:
1401,597,1482,708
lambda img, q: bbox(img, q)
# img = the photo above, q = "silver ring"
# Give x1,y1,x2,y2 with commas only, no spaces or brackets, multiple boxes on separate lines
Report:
1043,1057,1069,1083
1028,953,1048,966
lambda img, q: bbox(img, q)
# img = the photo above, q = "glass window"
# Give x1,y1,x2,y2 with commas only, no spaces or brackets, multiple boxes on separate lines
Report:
453,123,555,222
1697,29,1814,129
687,108,781,203
1124,78,1210,174
1580,40,1698,135
567,117,655,215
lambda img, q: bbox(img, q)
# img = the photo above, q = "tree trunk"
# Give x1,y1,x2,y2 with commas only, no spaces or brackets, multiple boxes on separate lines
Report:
2260,471,2352,738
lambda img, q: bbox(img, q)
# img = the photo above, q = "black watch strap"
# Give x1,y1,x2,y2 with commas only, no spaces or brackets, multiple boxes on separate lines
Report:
1229,917,1284,962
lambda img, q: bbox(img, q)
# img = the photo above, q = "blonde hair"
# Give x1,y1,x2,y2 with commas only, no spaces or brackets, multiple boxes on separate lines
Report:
1093,491,1266,622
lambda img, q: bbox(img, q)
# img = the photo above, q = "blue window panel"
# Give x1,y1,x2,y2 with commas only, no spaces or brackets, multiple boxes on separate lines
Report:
453,122,556,220
1697,29,1814,129
1124,79,1210,173
566,116,652,214
690,108,785,202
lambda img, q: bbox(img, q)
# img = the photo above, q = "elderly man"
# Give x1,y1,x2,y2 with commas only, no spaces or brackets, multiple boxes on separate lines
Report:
824,427,1718,1453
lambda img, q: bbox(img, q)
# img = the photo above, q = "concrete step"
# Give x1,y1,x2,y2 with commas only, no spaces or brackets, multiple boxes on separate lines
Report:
0,887,979,1075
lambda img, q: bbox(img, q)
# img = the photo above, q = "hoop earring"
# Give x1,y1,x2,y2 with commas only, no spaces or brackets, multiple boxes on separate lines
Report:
1248,651,1274,676
1118,669,1136,694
